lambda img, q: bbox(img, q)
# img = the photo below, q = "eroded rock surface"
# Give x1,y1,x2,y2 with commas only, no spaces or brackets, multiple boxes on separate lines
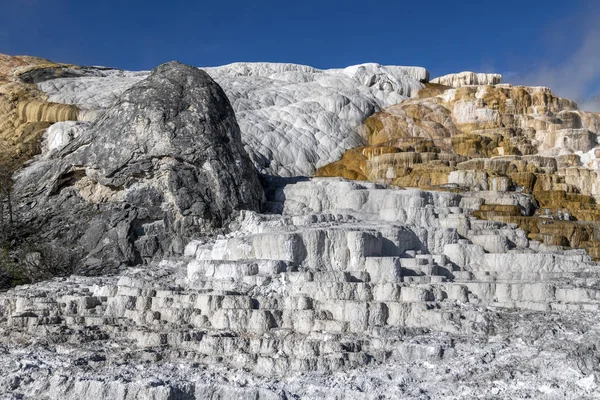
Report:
13,61,263,273
1,178,600,399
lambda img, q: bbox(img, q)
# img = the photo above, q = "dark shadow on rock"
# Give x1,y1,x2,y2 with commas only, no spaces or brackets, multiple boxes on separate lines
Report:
260,174,310,214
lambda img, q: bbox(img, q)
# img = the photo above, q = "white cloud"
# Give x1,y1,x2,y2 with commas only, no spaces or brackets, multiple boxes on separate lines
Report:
507,4,600,112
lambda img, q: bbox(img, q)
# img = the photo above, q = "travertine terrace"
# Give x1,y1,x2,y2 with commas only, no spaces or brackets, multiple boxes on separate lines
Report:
0,55,599,399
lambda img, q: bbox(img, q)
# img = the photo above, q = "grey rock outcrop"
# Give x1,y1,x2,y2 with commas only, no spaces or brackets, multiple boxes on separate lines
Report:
13,61,264,274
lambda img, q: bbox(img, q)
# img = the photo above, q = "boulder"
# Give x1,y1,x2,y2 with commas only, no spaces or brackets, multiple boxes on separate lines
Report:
14,61,264,273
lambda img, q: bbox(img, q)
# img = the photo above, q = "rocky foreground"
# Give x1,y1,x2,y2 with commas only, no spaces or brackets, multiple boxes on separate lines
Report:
0,55,599,399
1,178,600,399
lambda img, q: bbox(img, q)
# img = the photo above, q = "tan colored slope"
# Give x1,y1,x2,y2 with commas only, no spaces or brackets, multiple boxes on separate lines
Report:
317,82,600,258
0,54,79,173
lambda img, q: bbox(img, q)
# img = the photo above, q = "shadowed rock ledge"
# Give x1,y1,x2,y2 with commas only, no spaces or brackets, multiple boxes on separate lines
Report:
12,61,264,274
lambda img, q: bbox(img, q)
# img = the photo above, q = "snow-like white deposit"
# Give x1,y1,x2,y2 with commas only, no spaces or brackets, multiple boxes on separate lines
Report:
43,121,89,154
37,62,428,176
38,69,148,110
431,71,502,87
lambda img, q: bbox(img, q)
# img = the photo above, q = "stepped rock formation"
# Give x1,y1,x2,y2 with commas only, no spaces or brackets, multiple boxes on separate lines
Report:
1,53,600,399
12,61,263,274
317,83,600,258
1,178,600,398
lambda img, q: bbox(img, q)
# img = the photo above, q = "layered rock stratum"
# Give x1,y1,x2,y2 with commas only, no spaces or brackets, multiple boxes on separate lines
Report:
0,55,79,170
2,179,600,399
0,53,600,399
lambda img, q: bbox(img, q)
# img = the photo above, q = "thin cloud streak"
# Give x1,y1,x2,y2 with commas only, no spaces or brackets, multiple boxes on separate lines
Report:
508,5,600,112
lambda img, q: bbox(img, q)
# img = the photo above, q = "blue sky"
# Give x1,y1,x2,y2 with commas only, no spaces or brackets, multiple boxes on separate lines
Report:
1,0,599,102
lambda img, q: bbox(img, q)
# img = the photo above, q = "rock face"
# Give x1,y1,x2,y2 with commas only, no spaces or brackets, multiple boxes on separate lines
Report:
431,71,502,87
13,61,263,273
35,61,428,177
1,178,600,399
317,83,600,258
